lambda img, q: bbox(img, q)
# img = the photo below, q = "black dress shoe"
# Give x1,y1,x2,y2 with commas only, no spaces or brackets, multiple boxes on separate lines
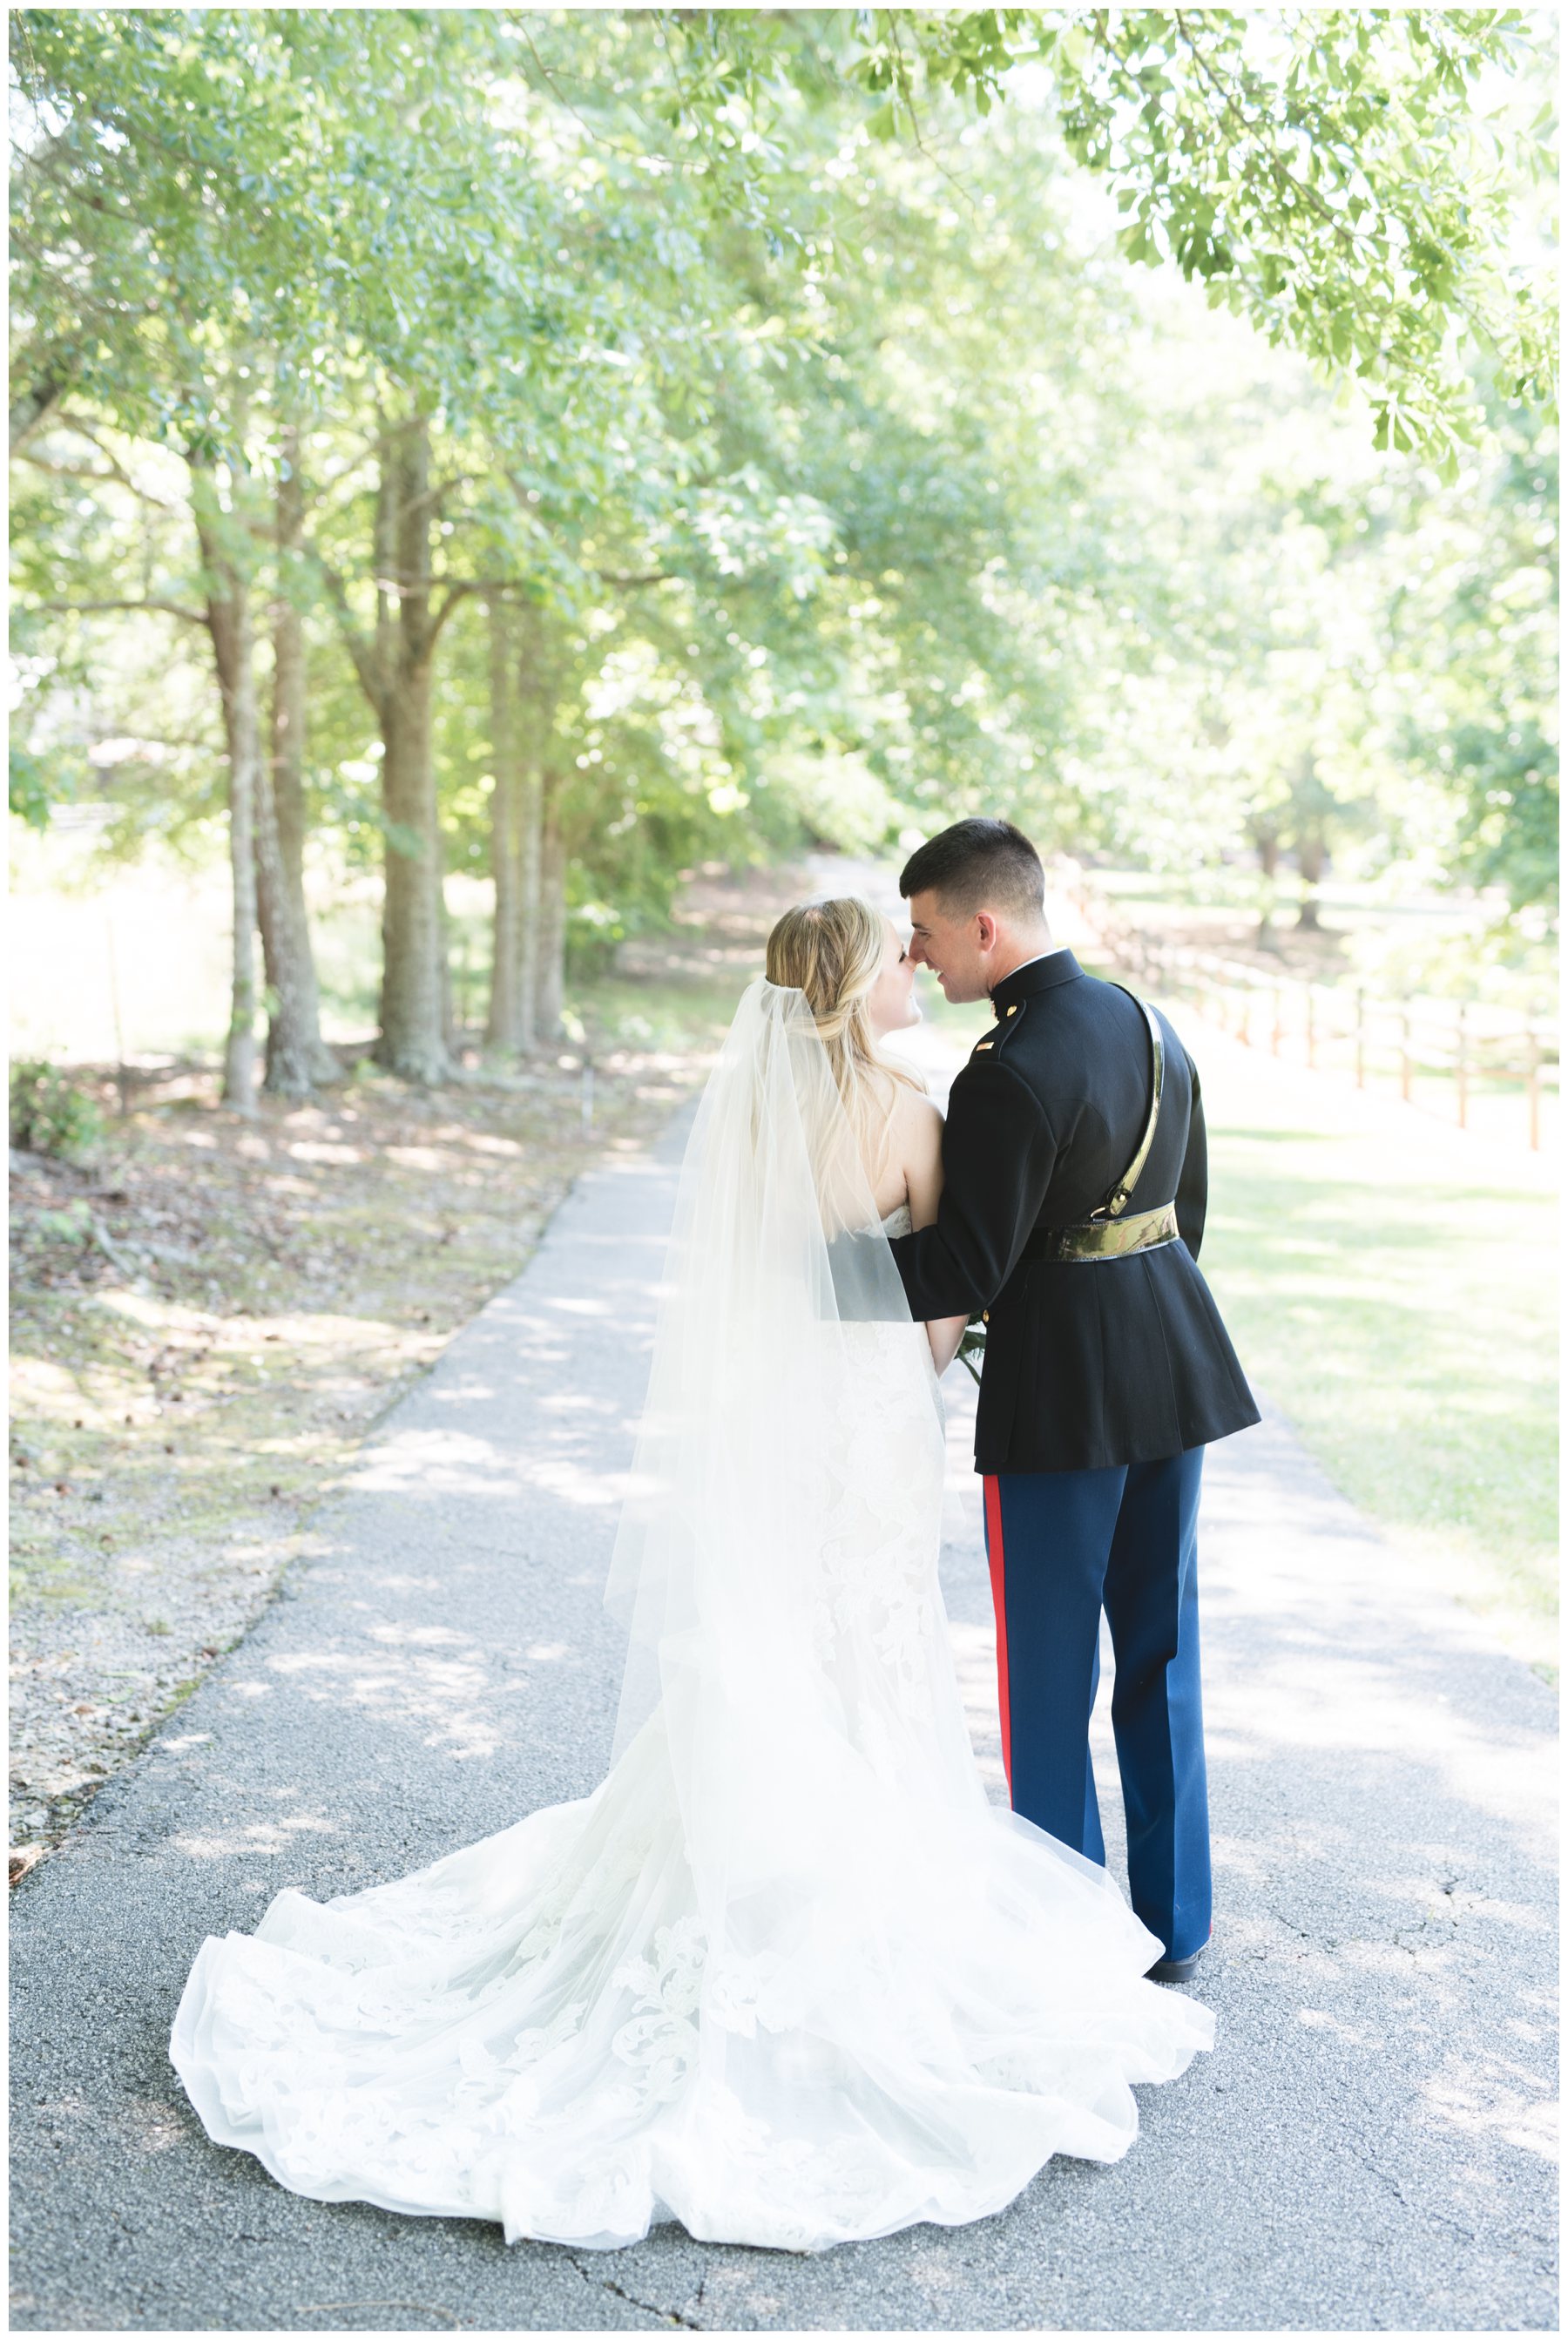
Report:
1146,1939,1208,1985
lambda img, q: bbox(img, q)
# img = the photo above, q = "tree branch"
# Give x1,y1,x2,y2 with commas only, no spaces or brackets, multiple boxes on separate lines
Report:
17,446,185,514
298,544,388,714
429,576,555,638
407,470,487,518
26,595,206,625
516,24,657,161
10,374,67,455
429,578,487,641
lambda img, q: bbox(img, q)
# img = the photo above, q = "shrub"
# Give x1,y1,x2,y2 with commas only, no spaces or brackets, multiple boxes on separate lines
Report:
9,1059,105,1162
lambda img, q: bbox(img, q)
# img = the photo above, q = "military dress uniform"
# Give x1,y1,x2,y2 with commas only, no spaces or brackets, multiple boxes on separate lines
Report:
886,947,1260,1965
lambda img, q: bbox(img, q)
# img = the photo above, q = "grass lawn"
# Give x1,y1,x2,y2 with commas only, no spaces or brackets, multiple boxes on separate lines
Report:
1173,1011,1558,1673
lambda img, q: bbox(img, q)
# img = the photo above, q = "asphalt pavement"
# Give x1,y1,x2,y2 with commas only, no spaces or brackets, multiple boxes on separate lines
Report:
10,1105,1557,2332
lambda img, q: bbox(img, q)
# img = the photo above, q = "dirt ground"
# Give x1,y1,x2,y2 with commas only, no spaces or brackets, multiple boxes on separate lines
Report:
10,868,810,1880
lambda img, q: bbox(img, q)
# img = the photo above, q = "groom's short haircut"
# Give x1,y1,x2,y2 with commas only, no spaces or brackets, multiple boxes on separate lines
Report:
899,819,1046,920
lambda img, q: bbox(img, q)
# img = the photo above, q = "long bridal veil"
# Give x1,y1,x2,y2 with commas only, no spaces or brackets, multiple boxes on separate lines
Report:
169,976,1213,2255
605,974,924,1762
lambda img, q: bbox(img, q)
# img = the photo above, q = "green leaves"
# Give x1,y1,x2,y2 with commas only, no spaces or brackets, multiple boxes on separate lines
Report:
1009,9,1555,463
10,3,1555,972
8,743,62,831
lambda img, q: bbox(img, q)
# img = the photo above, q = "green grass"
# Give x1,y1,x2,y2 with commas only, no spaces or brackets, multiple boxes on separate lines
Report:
1190,1028,1558,1663
575,970,747,1057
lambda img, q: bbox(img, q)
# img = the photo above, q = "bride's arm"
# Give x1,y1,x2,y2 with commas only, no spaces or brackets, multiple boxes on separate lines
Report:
898,1089,969,1375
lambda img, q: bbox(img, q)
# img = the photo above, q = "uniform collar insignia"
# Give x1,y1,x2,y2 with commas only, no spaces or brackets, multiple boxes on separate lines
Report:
988,948,1084,1014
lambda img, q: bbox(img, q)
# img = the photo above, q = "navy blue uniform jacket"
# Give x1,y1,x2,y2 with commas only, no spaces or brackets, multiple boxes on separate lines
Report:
888,948,1260,1474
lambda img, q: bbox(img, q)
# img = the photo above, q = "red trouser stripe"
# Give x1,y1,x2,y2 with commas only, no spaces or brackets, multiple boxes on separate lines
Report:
983,1473,1012,1792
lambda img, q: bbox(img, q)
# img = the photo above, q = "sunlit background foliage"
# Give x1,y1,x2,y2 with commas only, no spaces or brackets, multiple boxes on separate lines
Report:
10,7,1558,1094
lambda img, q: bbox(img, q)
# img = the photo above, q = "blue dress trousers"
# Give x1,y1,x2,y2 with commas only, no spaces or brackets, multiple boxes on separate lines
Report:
983,1449,1211,1963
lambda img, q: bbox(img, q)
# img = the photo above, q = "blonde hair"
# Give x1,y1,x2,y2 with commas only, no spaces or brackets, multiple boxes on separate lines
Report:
766,896,921,1179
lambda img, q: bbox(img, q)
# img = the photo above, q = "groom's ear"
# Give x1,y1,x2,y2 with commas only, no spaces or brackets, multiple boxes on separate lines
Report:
975,910,998,952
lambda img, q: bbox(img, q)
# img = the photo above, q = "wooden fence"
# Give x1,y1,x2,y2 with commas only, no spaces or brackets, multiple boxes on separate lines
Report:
1070,886,1558,1152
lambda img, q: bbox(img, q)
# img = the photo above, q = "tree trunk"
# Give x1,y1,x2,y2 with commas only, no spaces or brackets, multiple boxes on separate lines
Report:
271,435,311,909
375,411,449,1083
517,756,543,1052
1295,828,1326,931
535,764,567,1044
484,592,524,1052
259,422,335,1094
192,460,260,1114
512,604,558,1053
440,875,460,1056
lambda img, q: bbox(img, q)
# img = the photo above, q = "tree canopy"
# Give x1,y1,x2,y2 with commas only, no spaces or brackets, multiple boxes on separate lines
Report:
10,6,1557,1098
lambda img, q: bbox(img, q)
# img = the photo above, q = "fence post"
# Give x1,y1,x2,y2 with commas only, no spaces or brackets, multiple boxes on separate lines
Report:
1355,989,1366,1090
1400,1009,1412,1103
1456,1004,1469,1131
1526,1025,1541,1152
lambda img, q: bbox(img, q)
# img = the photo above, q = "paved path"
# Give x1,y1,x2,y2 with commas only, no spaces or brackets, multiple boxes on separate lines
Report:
11,1110,1557,2332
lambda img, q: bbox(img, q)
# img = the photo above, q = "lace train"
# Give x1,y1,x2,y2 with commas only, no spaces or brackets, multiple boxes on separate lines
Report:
171,1317,1211,2251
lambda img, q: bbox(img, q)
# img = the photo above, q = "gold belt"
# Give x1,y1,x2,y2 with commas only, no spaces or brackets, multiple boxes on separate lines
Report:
1030,1199,1181,1264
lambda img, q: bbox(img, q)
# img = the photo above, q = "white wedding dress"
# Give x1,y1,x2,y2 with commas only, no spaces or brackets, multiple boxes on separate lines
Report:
170,982,1213,2253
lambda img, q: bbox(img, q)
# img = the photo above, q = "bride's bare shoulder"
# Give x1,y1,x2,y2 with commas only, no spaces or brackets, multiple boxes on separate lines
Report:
889,1075,940,1128
888,1079,943,1166
886,1079,946,1225
864,1074,939,1214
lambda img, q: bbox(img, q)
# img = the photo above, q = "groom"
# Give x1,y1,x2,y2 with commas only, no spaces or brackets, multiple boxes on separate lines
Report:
885,819,1260,1983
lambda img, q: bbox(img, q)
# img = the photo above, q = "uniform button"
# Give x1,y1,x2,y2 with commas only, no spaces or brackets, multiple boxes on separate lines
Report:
982,1310,990,1323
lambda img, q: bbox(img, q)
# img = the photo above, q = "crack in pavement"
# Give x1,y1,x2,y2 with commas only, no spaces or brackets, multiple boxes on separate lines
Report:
565,2251,706,2331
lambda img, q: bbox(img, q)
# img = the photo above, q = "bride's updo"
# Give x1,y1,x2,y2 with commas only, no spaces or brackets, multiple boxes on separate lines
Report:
766,896,919,1172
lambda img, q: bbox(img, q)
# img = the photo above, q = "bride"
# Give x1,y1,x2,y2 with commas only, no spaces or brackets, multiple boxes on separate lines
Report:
169,896,1213,2255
